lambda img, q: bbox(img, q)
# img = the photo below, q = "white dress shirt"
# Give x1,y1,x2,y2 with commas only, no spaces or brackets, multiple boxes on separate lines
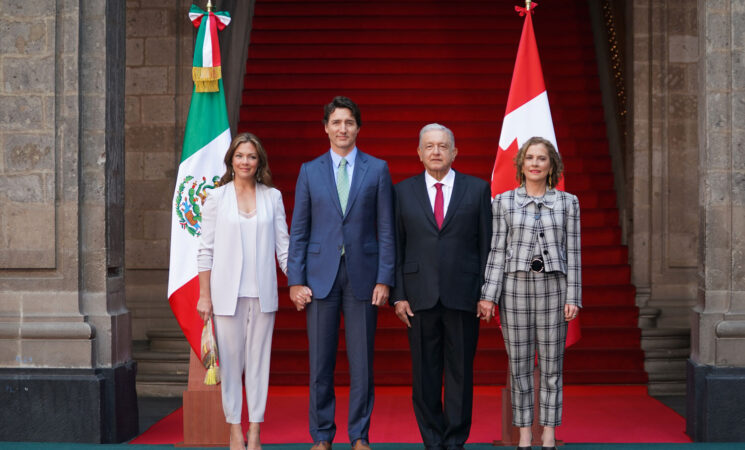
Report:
330,147,357,187
424,169,455,217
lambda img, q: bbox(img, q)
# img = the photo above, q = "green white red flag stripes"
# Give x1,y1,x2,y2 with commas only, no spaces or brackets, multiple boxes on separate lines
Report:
168,7,231,357
490,3,579,346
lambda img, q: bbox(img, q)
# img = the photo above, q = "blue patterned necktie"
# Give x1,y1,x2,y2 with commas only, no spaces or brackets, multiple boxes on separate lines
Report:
337,158,349,213
337,158,349,255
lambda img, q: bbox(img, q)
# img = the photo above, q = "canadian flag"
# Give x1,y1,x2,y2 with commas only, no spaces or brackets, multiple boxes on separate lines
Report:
491,3,579,346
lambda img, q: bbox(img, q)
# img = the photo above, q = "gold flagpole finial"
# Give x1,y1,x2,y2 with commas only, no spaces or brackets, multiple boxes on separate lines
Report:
206,0,214,12
525,0,532,11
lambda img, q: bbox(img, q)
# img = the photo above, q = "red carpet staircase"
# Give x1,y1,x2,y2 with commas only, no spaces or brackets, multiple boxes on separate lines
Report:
238,0,646,385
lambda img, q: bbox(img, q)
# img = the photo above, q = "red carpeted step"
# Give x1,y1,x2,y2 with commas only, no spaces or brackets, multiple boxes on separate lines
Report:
582,246,628,265
251,30,591,47
582,227,622,246
583,284,636,306
250,139,610,162
248,44,596,61
242,89,601,108
244,120,609,141
576,191,617,209
244,73,600,92
255,1,590,17
241,104,607,124
240,0,645,386
582,265,631,285
252,16,591,32
581,209,620,227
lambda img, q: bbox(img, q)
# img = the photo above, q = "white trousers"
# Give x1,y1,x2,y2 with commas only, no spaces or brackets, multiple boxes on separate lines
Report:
213,297,275,424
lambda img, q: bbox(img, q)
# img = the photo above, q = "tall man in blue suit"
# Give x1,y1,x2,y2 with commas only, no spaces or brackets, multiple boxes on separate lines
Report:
288,96,395,450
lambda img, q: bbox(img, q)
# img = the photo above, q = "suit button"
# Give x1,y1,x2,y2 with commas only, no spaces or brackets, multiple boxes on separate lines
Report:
543,250,548,255
539,232,544,237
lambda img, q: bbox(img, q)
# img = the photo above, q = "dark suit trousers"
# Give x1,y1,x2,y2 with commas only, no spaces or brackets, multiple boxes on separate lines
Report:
306,257,377,444
408,302,479,449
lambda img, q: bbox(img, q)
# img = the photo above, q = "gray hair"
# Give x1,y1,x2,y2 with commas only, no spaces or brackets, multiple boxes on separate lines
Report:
418,123,455,148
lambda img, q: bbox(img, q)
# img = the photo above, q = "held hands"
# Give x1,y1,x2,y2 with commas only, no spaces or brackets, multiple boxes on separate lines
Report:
196,295,213,322
477,300,496,322
564,304,579,321
394,300,414,328
371,283,390,306
289,285,313,311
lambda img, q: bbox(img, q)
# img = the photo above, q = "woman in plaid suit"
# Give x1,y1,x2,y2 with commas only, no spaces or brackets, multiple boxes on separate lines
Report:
481,136,581,450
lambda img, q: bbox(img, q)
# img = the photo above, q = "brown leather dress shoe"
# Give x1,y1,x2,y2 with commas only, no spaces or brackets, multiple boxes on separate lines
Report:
310,441,332,450
351,439,371,450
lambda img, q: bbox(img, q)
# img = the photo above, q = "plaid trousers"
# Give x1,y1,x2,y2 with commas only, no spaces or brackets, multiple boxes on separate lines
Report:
499,270,568,427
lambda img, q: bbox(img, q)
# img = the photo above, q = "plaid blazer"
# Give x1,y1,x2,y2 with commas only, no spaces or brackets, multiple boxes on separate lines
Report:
481,186,582,307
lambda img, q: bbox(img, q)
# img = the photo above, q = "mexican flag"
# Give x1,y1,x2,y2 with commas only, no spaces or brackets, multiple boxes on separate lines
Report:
490,2,579,346
168,5,231,357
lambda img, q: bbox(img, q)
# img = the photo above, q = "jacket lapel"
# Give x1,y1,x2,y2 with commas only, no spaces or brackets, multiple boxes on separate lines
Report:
319,152,344,217
440,170,465,230
225,182,240,222
255,183,266,248
413,172,439,230
344,151,369,217
223,182,242,252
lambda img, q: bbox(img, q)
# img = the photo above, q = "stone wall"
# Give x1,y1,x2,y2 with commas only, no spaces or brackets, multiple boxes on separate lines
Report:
124,0,194,340
0,0,91,368
687,0,745,441
123,0,255,340
0,0,138,442
629,0,700,326
0,2,58,271
691,0,745,367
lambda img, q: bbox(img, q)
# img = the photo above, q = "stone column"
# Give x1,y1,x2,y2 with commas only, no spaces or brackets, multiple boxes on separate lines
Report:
0,0,137,443
687,0,745,442
629,0,699,325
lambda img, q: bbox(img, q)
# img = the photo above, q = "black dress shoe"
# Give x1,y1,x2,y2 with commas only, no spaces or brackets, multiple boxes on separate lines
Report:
517,446,532,450
541,447,557,450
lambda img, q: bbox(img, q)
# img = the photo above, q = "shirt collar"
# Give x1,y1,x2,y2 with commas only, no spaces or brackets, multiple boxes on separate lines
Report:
330,147,357,169
424,168,455,189
515,186,557,209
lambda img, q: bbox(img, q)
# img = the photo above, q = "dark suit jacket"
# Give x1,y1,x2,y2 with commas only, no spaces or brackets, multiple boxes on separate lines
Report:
288,150,396,300
391,170,492,313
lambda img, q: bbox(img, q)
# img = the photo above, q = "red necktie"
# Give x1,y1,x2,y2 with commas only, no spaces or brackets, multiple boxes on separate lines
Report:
434,182,444,229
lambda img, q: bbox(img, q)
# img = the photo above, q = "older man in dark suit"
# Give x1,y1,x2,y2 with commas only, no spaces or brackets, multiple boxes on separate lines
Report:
392,123,493,450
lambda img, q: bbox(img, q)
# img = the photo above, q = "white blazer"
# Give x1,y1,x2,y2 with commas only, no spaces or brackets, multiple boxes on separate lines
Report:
198,182,289,315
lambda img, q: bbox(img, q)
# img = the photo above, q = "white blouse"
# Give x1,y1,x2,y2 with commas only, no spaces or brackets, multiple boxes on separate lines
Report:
237,209,259,298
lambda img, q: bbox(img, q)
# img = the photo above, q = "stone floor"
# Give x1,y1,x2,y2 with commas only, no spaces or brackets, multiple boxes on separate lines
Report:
137,396,183,434
655,395,686,417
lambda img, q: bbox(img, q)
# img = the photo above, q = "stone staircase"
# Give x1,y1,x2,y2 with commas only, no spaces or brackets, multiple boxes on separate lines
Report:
639,306,691,395
134,329,189,397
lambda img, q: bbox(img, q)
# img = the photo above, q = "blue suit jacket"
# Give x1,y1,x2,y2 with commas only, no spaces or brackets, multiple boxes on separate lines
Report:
288,150,395,300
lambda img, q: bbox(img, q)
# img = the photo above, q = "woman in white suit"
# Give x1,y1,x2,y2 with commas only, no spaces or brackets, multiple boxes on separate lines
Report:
197,132,289,450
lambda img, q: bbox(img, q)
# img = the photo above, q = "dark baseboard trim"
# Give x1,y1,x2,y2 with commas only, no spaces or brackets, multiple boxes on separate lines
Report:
0,361,138,443
687,358,745,442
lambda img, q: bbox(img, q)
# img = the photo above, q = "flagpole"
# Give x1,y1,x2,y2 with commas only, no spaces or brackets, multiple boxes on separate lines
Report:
525,0,531,11
206,0,213,12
